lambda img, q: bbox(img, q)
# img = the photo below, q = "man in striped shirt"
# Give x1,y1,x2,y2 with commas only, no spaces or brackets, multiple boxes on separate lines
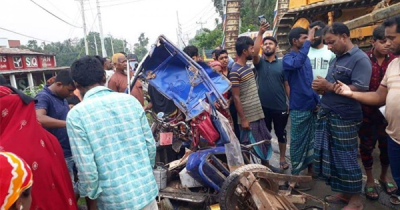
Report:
229,36,280,172
66,56,158,210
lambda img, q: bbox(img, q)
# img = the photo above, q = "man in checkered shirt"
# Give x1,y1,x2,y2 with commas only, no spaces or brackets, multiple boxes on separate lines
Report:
66,56,158,210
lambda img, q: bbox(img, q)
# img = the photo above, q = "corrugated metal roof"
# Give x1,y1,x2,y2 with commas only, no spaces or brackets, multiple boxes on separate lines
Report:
0,67,69,75
0,48,44,55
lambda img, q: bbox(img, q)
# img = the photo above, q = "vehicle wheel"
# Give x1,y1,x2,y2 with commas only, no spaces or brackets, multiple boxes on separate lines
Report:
219,164,278,210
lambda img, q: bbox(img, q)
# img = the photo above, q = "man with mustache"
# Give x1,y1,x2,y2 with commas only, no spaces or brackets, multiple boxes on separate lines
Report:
312,23,372,210
358,25,398,200
253,23,290,170
307,21,336,80
335,18,400,205
229,36,280,172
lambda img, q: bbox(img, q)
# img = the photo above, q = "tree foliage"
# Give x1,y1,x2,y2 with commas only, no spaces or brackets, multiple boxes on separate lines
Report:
189,28,223,50
133,33,149,61
21,32,131,67
239,0,276,33
190,0,276,50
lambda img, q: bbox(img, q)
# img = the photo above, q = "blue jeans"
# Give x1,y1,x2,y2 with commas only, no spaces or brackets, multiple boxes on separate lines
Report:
388,137,400,196
65,156,78,194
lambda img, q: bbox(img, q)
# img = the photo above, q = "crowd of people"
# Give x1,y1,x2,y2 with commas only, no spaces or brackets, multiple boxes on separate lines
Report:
1,14,400,210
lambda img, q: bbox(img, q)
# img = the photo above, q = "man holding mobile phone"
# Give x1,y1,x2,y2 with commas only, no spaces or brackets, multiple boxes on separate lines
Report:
312,23,372,210
307,21,336,82
283,26,320,181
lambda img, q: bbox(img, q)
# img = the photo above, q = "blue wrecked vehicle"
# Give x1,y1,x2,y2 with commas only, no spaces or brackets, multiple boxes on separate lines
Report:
129,35,315,210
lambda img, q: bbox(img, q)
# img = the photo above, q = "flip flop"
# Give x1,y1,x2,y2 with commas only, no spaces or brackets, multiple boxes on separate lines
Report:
390,194,400,205
324,194,349,204
279,161,289,170
379,180,398,195
364,185,379,200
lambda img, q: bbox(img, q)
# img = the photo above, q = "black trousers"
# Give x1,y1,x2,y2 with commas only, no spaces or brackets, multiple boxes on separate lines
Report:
262,107,288,143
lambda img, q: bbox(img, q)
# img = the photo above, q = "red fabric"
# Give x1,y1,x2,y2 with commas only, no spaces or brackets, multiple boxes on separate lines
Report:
190,111,220,147
362,50,397,121
0,86,77,210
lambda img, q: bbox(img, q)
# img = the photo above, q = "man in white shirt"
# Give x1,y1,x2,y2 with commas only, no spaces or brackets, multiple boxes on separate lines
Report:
308,21,336,80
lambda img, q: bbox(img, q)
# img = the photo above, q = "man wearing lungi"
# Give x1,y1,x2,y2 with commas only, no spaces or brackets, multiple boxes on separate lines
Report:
312,22,372,210
334,15,400,206
229,36,280,173
283,27,320,178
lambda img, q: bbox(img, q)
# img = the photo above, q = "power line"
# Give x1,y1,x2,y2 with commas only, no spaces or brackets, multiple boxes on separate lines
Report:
101,0,146,6
87,0,98,31
182,10,220,35
30,0,82,28
181,1,213,26
67,9,82,39
45,0,76,22
0,27,53,43
182,9,218,32
84,0,147,10
98,0,139,3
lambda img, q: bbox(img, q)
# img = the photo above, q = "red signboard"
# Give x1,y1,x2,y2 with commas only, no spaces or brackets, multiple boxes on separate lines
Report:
12,56,23,69
40,56,54,68
25,56,39,68
0,53,56,71
0,55,8,70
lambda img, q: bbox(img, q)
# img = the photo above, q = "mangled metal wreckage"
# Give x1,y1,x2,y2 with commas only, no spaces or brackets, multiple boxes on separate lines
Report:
130,35,327,210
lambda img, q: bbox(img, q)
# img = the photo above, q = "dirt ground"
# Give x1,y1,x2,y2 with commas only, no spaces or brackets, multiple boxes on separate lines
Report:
267,119,399,210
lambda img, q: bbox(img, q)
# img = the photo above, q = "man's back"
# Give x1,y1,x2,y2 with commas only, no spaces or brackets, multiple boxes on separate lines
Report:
66,86,157,209
107,71,127,93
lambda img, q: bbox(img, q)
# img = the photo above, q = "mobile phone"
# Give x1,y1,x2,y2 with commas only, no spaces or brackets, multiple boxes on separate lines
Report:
315,29,323,38
258,15,266,25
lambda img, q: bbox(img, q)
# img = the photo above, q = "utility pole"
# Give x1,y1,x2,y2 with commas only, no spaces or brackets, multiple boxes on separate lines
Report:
109,33,115,55
184,33,190,46
96,0,107,57
196,19,207,33
78,0,89,55
176,11,182,49
94,34,99,55
176,28,181,49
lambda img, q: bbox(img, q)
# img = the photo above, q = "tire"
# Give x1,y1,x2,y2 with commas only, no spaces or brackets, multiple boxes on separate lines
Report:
219,164,277,210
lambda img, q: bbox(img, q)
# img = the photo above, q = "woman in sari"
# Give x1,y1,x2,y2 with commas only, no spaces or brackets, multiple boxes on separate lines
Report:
0,152,33,210
0,86,78,210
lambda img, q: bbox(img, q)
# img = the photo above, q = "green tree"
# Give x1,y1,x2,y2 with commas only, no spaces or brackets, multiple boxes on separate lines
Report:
238,0,276,33
133,33,149,61
26,40,43,51
189,28,223,50
22,33,131,67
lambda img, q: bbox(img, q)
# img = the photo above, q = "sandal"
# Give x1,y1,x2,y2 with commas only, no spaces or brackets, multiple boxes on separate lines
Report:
324,194,349,204
379,180,398,195
280,161,289,170
364,185,379,200
390,194,400,205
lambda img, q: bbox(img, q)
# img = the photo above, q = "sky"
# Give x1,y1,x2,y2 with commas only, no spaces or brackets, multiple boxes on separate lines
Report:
0,0,221,50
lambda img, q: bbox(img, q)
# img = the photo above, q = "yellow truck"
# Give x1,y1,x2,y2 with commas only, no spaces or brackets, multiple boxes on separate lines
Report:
275,0,400,53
